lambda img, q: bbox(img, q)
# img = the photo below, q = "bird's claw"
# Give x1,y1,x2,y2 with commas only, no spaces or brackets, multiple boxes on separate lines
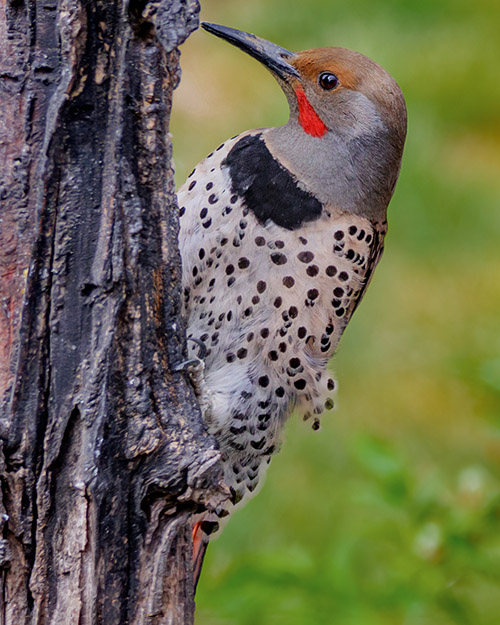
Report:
175,351,214,424
174,358,203,372
174,338,207,372
189,337,207,359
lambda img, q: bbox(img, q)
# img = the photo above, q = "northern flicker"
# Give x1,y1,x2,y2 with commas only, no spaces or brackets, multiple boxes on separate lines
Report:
177,23,407,575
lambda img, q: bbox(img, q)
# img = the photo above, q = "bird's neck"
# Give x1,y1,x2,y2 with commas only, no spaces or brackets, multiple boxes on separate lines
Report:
264,120,401,221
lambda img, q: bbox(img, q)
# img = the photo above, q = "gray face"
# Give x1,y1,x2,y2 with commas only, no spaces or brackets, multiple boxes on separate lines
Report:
286,46,407,141
264,54,407,220
306,88,385,138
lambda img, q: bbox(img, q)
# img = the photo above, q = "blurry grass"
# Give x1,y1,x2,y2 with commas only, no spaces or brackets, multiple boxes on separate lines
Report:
170,0,500,623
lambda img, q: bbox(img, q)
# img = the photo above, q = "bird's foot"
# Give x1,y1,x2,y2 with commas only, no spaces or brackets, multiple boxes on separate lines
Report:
175,345,214,424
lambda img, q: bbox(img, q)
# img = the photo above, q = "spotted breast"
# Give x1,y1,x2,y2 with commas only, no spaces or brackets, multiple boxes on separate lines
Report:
178,130,385,508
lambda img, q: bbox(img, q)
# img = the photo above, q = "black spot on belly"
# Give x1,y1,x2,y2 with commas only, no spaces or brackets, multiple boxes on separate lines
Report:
251,437,266,450
222,134,323,230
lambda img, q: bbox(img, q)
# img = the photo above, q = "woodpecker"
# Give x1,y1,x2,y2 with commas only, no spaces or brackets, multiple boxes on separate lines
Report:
177,23,406,573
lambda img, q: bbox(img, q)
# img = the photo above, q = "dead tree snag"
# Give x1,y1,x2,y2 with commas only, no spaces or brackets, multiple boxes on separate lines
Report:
0,1,226,623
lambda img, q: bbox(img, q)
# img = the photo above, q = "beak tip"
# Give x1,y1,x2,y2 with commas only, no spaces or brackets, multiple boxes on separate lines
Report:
200,22,299,81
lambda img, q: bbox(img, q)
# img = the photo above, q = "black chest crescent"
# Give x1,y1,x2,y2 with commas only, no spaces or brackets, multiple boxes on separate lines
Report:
222,133,323,230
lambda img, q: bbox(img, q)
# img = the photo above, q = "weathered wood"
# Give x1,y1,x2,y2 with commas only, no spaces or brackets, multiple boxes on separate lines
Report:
0,1,227,623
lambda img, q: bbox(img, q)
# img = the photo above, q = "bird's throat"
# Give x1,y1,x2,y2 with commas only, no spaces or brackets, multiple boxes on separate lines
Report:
295,88,327,138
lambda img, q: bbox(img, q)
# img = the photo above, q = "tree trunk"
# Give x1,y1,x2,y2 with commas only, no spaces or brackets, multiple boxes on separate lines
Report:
0,1,227,623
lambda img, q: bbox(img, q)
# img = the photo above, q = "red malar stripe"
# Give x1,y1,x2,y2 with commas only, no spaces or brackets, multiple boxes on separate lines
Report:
295,88,327,138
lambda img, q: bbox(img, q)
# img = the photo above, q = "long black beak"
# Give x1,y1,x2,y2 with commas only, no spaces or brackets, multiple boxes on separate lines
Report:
201,22,299,80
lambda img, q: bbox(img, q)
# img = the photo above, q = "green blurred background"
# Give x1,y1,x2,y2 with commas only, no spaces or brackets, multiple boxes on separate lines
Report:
170,1,500,623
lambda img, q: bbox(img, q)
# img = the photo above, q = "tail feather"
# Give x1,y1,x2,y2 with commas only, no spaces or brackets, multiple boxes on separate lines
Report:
193,520,209,589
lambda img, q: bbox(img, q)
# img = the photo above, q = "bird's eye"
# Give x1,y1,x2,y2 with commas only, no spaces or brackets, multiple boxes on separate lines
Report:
318,72,339,90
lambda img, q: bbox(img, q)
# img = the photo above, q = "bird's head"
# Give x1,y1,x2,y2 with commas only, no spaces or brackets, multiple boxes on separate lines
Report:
202,22,406,149
201,22,407,216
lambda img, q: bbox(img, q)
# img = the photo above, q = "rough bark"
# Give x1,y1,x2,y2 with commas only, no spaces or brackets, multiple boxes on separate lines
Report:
0,1,227,623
